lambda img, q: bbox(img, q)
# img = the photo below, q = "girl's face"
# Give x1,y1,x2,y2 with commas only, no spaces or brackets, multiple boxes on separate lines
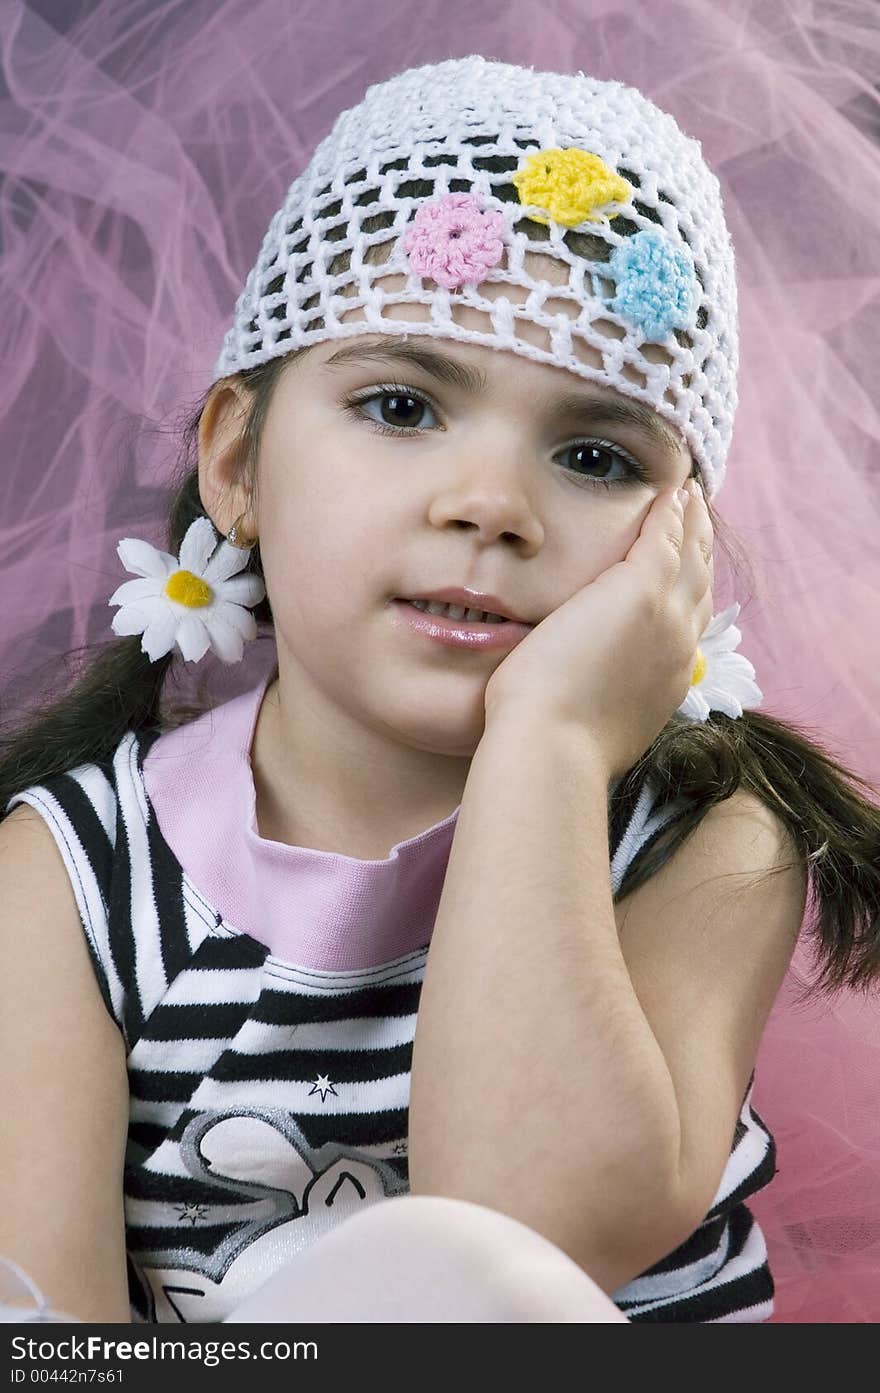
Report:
218,260,694,758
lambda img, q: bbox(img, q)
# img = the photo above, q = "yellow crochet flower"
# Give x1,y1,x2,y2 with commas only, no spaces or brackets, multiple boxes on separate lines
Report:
512,147,632,228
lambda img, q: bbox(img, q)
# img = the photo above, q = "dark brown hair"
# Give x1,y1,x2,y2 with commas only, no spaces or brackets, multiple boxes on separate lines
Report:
3,163,879,1008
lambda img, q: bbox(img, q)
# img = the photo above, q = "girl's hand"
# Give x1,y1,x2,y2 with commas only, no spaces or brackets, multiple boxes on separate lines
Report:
482,480,714,779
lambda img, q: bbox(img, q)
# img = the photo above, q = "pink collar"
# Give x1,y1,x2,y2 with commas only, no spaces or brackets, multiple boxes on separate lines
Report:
141,672,461,971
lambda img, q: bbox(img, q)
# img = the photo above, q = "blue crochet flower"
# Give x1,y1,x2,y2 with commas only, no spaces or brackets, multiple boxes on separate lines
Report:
597,228,699,341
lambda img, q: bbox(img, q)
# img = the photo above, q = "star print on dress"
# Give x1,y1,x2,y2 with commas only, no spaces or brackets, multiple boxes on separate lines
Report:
308,1075,339,1103
147,1112,407,1323
175,1202,209,1226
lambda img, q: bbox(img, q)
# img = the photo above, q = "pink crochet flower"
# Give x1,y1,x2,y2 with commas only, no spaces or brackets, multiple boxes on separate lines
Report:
402,192,505,289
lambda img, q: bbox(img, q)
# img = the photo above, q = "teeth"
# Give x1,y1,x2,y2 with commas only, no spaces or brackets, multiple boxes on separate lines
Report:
409,599,508,624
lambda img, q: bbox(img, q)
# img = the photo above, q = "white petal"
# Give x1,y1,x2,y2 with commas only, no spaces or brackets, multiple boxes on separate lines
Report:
110,596,165,635
716,672,763,706
677,688,710,721
712,651,758,685
703,625,742,657
117,537,177,579
705,690,744,718
701,603,740,640
140,609,180,662
204,612,245,664
178,517,220,576
111,605,150,638
174,612,212,662
203,539,252,585
700,656,762,709
213,573,266,607
108,576,163,608
212,601,258,641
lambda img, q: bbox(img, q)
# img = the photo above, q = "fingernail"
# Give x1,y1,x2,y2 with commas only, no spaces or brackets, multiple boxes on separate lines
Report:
677,487,691,509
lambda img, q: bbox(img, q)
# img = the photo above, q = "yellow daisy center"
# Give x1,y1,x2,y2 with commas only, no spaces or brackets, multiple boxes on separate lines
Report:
164,569,213,608
512,147,631,228
691,648,707,685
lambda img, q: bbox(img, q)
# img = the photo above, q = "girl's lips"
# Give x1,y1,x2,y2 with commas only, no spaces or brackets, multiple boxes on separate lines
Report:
391,598,533,650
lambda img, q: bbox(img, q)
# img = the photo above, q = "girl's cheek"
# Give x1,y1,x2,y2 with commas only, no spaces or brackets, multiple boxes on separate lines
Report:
579,517,644,580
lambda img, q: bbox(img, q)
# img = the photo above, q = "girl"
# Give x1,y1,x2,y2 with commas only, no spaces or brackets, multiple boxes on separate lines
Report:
1,54,878,1325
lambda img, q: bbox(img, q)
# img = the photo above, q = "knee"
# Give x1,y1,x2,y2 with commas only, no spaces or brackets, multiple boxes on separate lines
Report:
350,1194,626,1322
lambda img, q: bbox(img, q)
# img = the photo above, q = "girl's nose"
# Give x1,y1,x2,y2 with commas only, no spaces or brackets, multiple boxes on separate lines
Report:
427,481,545,552
426,446,545,552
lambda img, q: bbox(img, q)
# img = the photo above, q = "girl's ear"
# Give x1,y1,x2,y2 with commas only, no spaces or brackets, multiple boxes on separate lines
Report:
197,379,256,537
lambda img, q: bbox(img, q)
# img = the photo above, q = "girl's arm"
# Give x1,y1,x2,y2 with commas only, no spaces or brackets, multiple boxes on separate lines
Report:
0,805,132,1323
408,711,806,1297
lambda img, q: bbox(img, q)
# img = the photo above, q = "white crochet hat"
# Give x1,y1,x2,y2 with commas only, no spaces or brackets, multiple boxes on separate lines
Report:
213,54,739,498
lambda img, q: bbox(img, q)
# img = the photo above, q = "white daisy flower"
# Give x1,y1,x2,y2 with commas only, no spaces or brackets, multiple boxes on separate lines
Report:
108,517,266,664
677,602,763,722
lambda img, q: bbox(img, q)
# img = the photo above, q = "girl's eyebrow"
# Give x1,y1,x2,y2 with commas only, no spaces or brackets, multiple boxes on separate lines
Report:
321,338,683,456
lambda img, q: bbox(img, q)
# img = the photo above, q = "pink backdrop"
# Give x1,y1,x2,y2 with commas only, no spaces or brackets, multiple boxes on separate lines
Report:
1,0,878,1323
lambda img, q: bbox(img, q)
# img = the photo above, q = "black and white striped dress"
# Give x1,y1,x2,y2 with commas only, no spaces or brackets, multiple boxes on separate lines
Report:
6,701,777,1324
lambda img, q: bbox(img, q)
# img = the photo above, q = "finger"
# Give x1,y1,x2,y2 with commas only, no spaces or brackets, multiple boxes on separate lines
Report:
677,478,714,604
671,485,714,645
620,488,685,605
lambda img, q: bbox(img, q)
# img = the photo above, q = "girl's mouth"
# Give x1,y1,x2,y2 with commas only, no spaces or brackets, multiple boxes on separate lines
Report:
390,598,534,650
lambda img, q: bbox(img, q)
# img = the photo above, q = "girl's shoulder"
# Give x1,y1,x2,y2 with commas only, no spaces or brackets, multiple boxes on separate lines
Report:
5,726,143,850
3,722,228,1050
608,771,693,897
10,699,226,845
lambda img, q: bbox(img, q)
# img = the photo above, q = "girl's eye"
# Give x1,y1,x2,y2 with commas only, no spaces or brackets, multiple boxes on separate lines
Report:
341,386,650,490
558,441,649,489
348,387,437,434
